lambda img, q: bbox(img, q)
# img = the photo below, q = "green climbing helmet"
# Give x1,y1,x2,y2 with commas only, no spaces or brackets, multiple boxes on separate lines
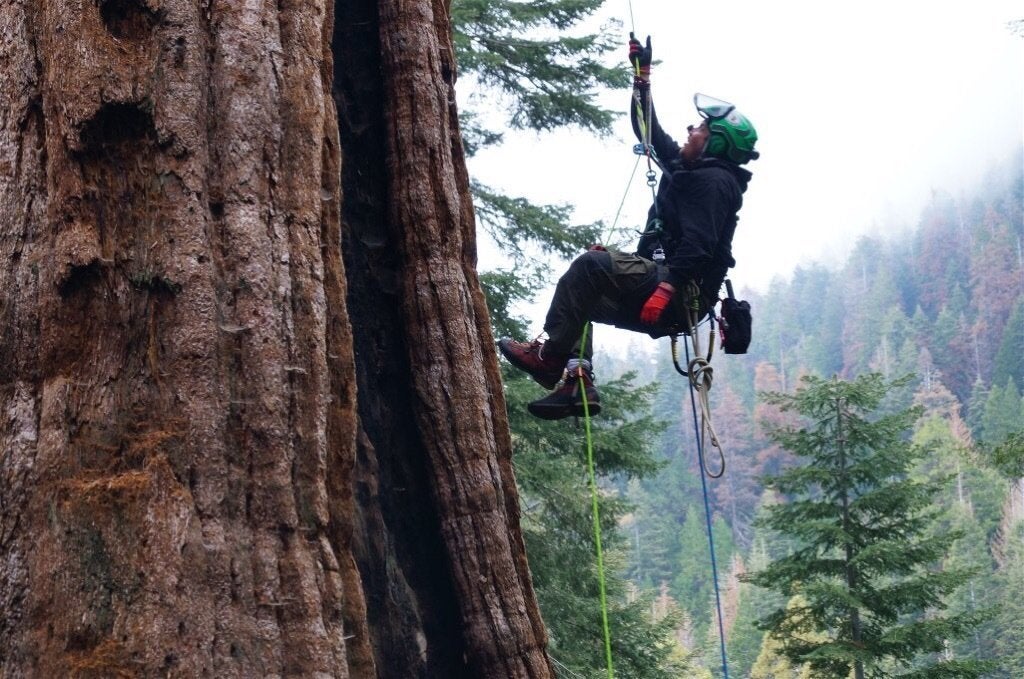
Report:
694,93,759,165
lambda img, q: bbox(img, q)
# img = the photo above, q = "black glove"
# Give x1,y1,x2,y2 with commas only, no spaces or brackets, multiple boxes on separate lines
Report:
628,32,652,68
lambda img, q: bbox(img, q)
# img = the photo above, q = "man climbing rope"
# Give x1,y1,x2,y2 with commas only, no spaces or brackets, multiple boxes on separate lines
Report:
498,33,758,420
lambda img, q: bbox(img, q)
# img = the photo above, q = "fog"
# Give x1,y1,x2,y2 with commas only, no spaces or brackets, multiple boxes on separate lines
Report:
466,0,1023,296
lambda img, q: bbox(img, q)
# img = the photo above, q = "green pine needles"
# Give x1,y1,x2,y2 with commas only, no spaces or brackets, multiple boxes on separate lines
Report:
452,0,621,139
744,374,994,679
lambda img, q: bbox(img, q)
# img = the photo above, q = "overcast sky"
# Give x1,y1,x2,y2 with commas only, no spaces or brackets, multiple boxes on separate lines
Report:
467,0,1023,296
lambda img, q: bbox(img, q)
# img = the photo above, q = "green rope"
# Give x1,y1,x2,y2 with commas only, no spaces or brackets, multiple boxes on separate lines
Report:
578,323,614,678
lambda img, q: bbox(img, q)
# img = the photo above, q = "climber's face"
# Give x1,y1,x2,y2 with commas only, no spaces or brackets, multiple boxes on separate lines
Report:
680,122,709,165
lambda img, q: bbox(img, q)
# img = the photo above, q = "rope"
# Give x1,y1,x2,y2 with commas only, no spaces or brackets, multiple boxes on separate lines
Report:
602,154,641,246
578,323,615,678
549,654,589,679
684,337,731,678
605,18,728,675
670,293,725,478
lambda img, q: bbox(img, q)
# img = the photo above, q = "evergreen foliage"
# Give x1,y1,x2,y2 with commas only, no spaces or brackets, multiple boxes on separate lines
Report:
628,453,695,588
451,0,621,138
990,521,1024,678
673,511,735,637
989,431,1024,479
506,366,692,677
452,0,616,312
745,374,993,678
991,298,1024,389
452,0,694,671
980,378,1023,444
749,595,828,679
964,380,989,442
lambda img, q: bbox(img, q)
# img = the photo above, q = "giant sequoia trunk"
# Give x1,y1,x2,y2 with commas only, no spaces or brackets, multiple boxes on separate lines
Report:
0,0,550,677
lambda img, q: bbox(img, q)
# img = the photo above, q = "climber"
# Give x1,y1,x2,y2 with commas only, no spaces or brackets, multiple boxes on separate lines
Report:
498,33,758,420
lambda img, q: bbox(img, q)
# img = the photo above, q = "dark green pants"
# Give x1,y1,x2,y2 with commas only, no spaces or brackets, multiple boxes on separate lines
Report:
543,250,690,359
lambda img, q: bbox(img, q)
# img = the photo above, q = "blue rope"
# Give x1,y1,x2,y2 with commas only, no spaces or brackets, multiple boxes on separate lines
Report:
684,340,730,678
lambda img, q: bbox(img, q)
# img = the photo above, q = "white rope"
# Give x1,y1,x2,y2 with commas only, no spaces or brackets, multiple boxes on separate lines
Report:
549,654,590,679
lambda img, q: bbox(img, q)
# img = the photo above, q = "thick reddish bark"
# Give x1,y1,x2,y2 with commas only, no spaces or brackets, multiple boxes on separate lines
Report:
377,0,552,675
0,0,357,675
1,0,550,676
333,0,553,674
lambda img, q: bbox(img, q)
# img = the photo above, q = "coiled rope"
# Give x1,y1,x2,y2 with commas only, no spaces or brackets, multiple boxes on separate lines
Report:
670,294,725,479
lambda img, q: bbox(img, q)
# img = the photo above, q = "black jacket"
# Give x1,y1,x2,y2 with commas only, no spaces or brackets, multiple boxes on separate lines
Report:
630,84,751,302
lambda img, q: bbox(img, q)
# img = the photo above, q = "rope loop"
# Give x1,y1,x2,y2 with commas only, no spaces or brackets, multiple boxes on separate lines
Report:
687,356,713,392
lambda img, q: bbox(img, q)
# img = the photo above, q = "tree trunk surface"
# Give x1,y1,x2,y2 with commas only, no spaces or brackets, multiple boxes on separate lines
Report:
375,0,552,675
1,0,550,677
0,0,361,675
332,0,552,675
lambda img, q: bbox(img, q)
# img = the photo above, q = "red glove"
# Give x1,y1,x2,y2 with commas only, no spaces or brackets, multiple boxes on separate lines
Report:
640,282,674,324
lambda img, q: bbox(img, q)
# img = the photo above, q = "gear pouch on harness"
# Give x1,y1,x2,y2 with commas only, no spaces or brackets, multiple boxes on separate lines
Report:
719,297,752,354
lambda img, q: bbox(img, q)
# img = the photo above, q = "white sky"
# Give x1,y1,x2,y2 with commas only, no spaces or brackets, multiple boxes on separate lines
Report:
464,0,1023,353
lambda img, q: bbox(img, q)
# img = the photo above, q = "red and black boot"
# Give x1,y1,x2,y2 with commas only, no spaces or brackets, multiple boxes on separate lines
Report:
498,338,568,390
527,360,602,420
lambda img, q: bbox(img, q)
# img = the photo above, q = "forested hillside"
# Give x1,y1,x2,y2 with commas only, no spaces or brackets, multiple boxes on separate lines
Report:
616,154,1024,676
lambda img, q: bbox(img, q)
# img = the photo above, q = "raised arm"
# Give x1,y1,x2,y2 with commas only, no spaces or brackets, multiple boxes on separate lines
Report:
628,34,680,164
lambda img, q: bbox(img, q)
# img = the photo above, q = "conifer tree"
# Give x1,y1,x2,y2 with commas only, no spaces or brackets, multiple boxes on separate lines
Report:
991,298,1024,389
980,378,1023,444
711,385,760,549
505,367,691,678
629,461,694,588
965,379,989,442
990,512,1024,678
451,0,619,323
752,362,797,478
672,510,735,641
452,0,620,140
929,300,976,404
750,595,828,679
986,420,1024,678
913,195,966,316
989,431,1024,479
727,536,786,678
745,374,991,678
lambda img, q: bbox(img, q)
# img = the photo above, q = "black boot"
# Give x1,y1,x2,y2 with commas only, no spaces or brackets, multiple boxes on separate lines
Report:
527,364,602,420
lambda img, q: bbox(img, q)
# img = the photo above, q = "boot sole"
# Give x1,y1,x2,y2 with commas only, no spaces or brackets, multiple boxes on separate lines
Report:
527,396,602,420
